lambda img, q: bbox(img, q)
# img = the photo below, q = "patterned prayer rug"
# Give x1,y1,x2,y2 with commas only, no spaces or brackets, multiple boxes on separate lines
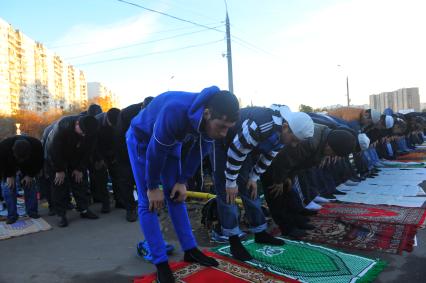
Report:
300,217,417,254
213,238,386,283
397,151,426,162
318,203,426,227
0,218,52,240
134,251,300,283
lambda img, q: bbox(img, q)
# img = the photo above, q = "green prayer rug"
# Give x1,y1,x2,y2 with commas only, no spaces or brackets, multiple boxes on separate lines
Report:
212,238,386,283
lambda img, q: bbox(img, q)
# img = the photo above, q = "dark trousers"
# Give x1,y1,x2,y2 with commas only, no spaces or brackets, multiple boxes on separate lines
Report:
51,171,89,217
115,160,137,210
89,163,110,205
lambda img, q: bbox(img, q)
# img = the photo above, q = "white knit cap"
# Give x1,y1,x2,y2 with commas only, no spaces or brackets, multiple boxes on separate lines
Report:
284,112,314,140
385,115,394,129
370,109,381,124
357,133,370,150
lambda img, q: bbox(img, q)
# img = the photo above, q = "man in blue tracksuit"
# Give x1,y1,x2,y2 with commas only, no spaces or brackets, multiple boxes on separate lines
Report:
212,104,314,261
127,86,239,283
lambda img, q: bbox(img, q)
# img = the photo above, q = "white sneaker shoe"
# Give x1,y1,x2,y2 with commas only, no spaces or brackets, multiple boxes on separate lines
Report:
305,201,323,211
313,196,330,203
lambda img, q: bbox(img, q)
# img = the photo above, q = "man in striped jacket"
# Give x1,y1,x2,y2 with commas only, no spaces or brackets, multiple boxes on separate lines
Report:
212,104,314,261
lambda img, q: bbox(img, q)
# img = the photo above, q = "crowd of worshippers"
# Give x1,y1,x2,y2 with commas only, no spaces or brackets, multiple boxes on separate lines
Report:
1,86,426,282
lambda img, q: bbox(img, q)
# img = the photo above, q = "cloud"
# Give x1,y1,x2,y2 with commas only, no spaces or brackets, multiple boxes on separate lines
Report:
235,0,426,109
50,12,160,64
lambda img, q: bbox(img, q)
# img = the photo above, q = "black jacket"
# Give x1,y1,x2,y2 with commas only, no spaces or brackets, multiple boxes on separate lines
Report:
94,112,116,162
44,115,96,172
114,103,143,163
261,124,330,186
0,135,43,178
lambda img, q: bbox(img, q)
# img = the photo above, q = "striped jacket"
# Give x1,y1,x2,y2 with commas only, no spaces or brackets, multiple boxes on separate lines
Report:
225,107,284,188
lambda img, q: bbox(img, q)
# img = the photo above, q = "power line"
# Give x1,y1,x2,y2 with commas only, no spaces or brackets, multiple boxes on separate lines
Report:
117,0,224,33
66,25,224,60
74,39,224,66
47,21,223,49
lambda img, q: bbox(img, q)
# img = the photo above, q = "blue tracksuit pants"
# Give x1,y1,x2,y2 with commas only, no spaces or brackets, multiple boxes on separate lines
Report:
126,128,196,264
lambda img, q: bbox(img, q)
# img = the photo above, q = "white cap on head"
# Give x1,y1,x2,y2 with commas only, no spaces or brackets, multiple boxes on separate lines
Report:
385,115,394,129
370,109,380,124
357,133,370,150
285,112,314,140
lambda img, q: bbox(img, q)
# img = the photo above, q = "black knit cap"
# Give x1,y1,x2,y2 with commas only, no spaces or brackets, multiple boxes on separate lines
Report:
327,129,356,156
12,139,31,161
106,108,120,126
87,104,103,116
78,115,98,136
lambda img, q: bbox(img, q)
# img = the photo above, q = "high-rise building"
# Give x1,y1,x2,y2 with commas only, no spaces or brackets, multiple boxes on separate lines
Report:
369,87,421,113
0,17,88,115
87,82,119,110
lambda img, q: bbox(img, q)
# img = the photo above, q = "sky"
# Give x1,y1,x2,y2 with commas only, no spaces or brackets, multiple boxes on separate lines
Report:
1,0,426,110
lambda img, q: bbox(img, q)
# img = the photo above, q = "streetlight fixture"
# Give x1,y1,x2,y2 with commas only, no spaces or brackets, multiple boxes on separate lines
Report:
337,65,350,106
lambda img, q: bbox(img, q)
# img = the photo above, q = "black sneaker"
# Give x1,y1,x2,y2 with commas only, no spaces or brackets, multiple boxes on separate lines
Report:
155,262,175,283
58,216,68,227
28,213,41,219
184,247,219,266
126,209,137,222
80,209,99,219
6,217,18,225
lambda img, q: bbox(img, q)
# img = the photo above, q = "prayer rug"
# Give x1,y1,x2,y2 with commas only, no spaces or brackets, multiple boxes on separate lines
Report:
213,238,386,283
0,218,52,240
300,217,417,254
318,203,426,227
397,151,426,162
379,161,424,168
134,251,300,283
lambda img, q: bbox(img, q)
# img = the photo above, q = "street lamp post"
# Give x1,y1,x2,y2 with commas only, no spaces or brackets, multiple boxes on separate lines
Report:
338,65,350,106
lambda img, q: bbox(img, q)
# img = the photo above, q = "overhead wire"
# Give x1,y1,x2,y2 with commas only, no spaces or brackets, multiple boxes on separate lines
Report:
74,38,224,66
65,24,224,60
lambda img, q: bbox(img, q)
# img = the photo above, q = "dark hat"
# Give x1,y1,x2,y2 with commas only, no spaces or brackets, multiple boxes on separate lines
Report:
87,104,103,116
106,108,120,126
12,139,31,161
327,129,356,156
78,115,98,136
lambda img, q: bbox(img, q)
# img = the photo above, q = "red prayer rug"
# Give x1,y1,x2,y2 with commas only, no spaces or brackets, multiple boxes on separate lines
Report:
397,151,426,162
134,251,300,283
300,217,417,254
318,203,426,227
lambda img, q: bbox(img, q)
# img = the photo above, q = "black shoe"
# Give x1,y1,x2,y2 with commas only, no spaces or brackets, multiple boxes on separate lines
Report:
80,209,99,219
126,209,137,222
282,227,307,238
184,247,219,266
101,202,111,214
228,235,253,261
255,231,285,246
28,213,40,219
6,217,18,224
48,208,56,216
297,223,315,230
301,208,318,216
58,216,68,227
155,261,175,283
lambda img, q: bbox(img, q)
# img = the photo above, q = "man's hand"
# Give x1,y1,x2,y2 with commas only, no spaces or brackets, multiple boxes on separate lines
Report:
54,172,65,186
147,188,165,212
21,176,34,188
72,170,83,184
247,179,258,200
268,183,283,199
226,187,238,204
170,183,187,202
6,176,15,190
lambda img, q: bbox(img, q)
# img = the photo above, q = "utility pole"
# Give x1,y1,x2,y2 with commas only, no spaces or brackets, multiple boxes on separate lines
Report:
346,75,350,106
225,11,234,93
